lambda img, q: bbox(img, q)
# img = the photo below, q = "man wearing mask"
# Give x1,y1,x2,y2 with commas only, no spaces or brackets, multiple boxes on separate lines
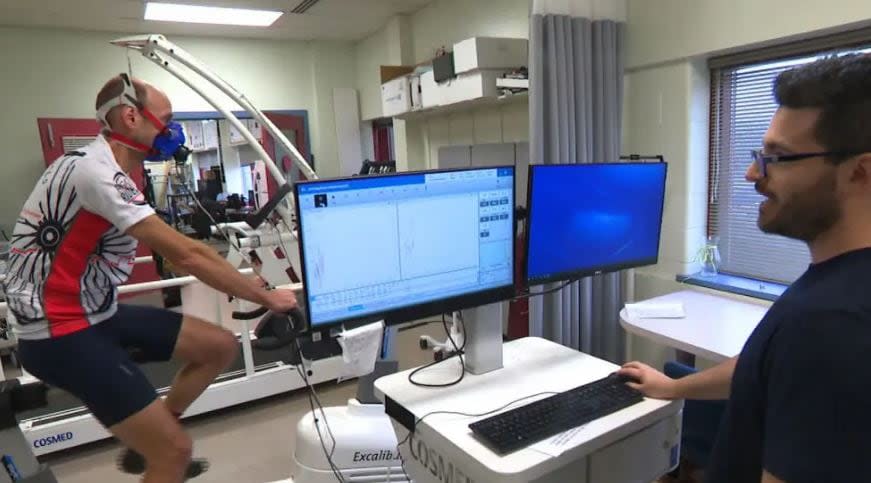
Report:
620,54,871,482
3,74,297,483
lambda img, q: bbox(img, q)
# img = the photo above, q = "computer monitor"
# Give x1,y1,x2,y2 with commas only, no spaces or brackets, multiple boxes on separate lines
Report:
294,167,516,329
525,163,667,286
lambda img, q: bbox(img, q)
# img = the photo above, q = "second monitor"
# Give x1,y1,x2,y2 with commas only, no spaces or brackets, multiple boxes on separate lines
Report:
526,162,668,285
295,167,515,329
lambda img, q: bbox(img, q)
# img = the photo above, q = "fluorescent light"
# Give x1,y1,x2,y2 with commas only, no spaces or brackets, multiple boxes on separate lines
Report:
144,2,283,27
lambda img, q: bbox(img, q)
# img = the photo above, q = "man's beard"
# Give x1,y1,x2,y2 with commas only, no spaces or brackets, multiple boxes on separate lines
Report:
757,171,841,242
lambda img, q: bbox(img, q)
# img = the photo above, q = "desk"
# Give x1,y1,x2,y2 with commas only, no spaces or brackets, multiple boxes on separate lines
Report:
620,290,769,363
375,337,683,483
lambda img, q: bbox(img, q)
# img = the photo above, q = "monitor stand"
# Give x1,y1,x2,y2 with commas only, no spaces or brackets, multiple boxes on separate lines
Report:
463,302,504,375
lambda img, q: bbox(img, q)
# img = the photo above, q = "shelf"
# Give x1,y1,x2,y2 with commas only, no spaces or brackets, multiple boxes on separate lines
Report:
394,91,528,121
192,146,218,153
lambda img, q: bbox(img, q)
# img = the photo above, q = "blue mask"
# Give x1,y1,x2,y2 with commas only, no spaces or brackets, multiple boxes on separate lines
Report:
147,121,190,162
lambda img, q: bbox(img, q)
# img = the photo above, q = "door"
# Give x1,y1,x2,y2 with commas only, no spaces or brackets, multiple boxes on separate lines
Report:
37,118,161,293
259,112,310,199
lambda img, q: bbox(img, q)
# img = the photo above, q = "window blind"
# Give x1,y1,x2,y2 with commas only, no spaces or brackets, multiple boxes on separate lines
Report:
708,36,871,284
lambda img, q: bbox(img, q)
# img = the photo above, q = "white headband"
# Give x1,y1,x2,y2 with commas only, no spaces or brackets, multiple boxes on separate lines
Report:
96,73,141,126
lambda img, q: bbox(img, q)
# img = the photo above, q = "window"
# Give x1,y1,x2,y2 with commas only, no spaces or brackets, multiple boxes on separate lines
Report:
707,31,871,284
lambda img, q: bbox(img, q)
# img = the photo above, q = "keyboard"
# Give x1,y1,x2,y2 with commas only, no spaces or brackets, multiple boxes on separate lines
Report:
468,374,644,454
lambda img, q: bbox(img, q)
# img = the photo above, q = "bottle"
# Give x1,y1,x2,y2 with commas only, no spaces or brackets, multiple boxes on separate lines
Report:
699,236,721,278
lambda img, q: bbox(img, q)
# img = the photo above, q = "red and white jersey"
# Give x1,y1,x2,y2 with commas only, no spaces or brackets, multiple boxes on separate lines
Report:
3,136,155,340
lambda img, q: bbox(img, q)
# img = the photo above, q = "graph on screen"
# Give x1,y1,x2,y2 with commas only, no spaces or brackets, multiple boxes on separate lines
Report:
296,167,515,327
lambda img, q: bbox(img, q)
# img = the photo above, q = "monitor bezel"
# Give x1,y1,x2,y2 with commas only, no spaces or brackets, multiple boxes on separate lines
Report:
294,165,517,329
524,162,668,286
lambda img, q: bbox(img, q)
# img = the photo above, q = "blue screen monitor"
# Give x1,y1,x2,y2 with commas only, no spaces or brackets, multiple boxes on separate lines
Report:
526,163,667,285
295,167,516,328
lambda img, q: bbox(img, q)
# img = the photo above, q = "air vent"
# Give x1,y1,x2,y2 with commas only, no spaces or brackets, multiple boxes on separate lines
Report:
290,0,321,14
63,136,97,153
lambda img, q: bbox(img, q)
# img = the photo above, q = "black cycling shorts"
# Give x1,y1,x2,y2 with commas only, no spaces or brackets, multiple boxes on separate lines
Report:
18,304,183,427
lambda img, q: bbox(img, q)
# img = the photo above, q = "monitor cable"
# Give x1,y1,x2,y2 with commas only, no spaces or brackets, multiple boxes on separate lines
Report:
511,278,577,301
407,312,467,388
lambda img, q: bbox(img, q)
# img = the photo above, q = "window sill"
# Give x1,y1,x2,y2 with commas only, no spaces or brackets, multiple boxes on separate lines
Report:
675,272,787,302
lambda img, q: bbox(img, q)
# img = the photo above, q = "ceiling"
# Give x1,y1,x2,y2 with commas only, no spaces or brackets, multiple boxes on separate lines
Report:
0,0,433,41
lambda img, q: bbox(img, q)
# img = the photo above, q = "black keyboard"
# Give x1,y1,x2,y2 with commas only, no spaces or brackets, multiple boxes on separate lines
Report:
468,374,644,454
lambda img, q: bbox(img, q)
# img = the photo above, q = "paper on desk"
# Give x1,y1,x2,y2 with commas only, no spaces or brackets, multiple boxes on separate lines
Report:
624,302,686,319
529,425,588,458
337,321,384,382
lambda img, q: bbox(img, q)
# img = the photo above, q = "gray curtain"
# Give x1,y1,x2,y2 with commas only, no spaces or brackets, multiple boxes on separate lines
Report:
528,14,627,362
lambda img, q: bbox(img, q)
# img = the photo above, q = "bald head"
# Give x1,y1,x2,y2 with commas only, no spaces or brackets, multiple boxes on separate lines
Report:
95,75,172,131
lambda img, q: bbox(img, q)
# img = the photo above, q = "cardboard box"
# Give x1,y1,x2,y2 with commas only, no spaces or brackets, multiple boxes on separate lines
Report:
453,37,528,75
380,65,414,84
381,75,412,117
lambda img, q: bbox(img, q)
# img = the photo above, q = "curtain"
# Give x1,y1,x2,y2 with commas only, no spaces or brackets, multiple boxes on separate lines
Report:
528,0,627,362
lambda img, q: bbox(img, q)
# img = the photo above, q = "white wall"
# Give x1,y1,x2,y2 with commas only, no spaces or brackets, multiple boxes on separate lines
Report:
411,0,530,64
406,101,530,171
0,27,355,226
622,0,871,368
307,42,358,178
355,24,396,122
627,0,871,70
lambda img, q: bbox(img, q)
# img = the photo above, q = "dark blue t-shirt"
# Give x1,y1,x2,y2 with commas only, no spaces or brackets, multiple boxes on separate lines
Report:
707,248,871,483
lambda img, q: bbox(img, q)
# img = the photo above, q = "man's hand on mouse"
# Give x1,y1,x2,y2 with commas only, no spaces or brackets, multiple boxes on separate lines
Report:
617,361,678,400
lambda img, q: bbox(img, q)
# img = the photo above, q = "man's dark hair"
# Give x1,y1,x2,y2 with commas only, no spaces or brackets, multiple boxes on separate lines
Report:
774,53,871,161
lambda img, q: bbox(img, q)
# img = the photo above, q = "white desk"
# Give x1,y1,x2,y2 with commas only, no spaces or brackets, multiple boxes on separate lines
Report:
620,290,769,362
375,337,683,483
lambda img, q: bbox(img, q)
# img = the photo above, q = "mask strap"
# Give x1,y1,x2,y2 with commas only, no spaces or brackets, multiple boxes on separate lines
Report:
108,131,154,155
139,107,167,132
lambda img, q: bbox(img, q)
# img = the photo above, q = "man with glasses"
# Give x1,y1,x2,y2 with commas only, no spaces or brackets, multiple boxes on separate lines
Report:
620,54,871,482
3,75,297,482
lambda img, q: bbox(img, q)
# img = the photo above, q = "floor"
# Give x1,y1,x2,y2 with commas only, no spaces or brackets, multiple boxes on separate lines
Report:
41,322,441,483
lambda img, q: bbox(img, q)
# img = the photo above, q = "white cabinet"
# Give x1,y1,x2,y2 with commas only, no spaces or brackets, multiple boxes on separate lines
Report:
184,121,205,151
202,120,219,149
246,119,262,141
453,37,528,75
420,70,442,108
183,121,219,152
441,69,508,105
228,119,262,145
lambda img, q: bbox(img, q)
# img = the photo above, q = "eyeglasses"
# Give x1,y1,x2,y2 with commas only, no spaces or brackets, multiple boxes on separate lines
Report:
750,149,864,176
